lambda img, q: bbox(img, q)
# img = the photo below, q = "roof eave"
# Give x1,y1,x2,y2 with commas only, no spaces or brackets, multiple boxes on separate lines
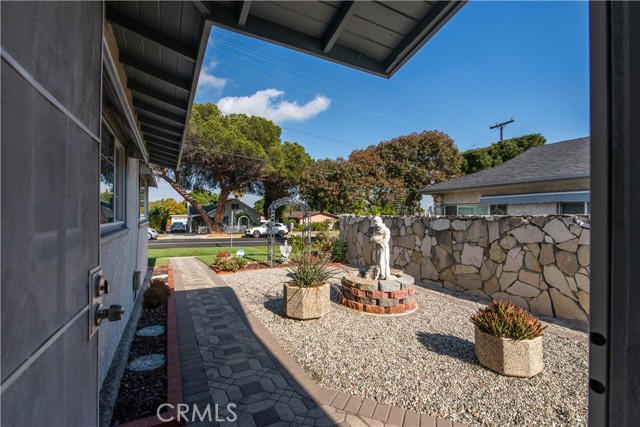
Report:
419,174,591,194
176,18,212,168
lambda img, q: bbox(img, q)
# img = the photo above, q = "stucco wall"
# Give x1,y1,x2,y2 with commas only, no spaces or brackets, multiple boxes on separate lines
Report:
99,158,148,386
341,215,590,323
507,203,557,215
436,180,590,207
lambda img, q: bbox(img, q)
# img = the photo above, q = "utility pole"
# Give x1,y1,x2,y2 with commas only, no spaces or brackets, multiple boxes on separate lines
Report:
489,118,515,141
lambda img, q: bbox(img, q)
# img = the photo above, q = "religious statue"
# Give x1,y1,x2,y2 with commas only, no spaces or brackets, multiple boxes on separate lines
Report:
280,240,292,264
369,216,391,279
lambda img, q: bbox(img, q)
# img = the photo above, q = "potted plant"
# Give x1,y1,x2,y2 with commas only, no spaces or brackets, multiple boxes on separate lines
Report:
471,300,546,377
283,254,335,320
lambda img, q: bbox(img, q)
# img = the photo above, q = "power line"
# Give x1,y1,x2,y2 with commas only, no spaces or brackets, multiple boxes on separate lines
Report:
209,42,490,141
280,126,366,149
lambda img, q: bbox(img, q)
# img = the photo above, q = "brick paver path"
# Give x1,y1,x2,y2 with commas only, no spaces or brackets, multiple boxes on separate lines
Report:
172,257,467,427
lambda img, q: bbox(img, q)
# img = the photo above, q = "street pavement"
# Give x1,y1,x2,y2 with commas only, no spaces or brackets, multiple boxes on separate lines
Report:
149,236,286,249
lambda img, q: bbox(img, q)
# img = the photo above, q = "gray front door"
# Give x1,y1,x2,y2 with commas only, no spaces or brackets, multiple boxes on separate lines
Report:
1,2,104,425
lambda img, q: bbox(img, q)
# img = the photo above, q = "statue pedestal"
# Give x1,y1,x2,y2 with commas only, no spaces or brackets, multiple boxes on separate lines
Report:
339,269,417,315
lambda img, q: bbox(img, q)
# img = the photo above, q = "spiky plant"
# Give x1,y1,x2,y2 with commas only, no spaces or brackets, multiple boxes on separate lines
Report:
471,300,546,340
287,254,336,287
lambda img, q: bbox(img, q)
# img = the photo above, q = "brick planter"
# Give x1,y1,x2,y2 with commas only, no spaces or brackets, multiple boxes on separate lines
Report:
283,282,331,320
339,272,417,314
474,325,544,378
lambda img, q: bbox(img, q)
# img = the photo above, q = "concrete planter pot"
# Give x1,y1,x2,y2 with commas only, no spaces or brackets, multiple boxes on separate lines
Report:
474,326,544,378
283,282,330,320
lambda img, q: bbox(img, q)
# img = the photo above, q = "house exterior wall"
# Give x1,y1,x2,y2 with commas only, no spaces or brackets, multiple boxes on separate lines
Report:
310,213,339,223
434,179,590,215
99,158,149,387
341,215,590,323
220,200,261,225
507,203,557,215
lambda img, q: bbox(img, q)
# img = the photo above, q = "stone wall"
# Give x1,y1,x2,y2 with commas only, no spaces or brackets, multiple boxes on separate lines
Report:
340,215,590,323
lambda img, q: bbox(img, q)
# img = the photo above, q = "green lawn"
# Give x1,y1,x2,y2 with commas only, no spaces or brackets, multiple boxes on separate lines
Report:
148,246,269,267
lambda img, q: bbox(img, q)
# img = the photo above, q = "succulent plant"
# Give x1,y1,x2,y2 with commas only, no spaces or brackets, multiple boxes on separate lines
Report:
471,300,546,340
287,254,336,287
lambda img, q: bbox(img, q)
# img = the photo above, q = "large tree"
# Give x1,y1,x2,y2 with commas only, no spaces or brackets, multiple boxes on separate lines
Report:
462,133,546,174
375,130,464,211
148,198,186,232
261,141,313,218
300,157,356,214
158,104,312,232
301,130,463,215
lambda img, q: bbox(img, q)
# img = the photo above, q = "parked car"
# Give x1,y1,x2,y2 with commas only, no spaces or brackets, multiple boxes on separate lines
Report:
171,222,187,233
148,227,159,240
246,222,288,238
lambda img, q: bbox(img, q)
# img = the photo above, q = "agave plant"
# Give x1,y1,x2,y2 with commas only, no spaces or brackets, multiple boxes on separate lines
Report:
287,253,336,287
471,300,546,340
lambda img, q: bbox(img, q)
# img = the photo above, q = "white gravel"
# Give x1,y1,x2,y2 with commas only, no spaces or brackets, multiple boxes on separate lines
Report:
224,268,588,427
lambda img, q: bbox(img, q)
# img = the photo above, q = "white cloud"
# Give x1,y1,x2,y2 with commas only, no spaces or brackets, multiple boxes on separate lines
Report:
217,89,331,123
197,61,227,92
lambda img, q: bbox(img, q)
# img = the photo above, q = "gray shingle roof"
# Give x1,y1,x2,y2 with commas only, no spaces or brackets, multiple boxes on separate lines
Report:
420,137,590,193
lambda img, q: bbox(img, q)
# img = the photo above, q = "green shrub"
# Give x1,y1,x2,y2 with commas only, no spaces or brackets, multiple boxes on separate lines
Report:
236,257,248,269
471,300,545,340
144,281,170,308
288,234,305,256
148,278,171,297
331,238,348,262
311,221,330,231
287,254,336,287
313,233,333,255
211,256,247,272
295,224,306,232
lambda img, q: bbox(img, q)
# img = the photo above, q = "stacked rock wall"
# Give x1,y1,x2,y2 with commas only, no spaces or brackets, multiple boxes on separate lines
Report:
340,215,590,323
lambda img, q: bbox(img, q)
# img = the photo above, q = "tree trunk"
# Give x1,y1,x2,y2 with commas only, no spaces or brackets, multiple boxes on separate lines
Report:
214,189,231,232
158,170,216,233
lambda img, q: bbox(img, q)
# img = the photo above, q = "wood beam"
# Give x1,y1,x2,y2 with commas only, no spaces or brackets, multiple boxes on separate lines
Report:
322,1,356,53
191,0,210,15
148,143,180,156
384,1,462,75
128,81,188,111
106,9,197,62
144,131,182,146
133,99,186,126
237,1,252,27
147,150,177,164
119,54,191,92
140,124,183,139
137,114,184,135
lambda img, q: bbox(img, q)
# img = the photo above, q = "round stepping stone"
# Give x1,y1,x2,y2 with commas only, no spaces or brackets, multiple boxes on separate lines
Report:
127,354,166,372
136,325,165,337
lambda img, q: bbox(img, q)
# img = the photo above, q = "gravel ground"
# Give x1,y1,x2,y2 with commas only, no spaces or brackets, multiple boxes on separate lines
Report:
224,268,588,427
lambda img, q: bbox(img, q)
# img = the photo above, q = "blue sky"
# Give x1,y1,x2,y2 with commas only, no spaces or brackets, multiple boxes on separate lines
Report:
150,0,590,207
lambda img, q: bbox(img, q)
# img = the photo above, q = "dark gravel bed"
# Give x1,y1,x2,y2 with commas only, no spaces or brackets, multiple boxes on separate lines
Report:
111,270,168,425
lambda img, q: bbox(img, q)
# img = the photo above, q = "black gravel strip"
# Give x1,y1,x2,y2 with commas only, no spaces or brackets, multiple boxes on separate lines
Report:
111,272,168,425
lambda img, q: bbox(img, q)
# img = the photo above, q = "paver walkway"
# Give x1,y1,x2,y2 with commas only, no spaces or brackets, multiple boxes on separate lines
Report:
172,257,466,427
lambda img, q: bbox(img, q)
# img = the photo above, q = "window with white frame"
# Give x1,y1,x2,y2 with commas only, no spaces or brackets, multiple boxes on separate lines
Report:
558,201,590,215
444,204,490,215
100,125,125,226
139,176,148,221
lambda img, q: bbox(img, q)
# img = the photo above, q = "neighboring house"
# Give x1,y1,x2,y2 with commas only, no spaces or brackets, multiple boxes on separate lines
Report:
188,198,261,230
284,211,340,228
420,137,590,216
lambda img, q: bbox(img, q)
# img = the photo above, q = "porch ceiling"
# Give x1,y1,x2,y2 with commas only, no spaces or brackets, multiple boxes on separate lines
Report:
105,0,465,169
